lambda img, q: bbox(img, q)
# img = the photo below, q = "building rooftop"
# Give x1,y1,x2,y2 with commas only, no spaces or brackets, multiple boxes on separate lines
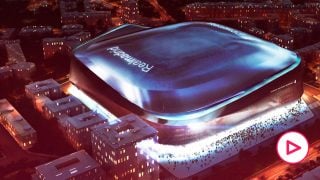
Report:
296,42,320,54
44,95,83,113
0,39,20,45
25,79,60,95
62,24,84,30
92,114,157,149
0,28,15,40
273,34,294,41
65,111,106,129
0,99,36,136
43,37,65,43
185,2,295,9
66,31,91,41
20,25,52,33
65,31,91,49
10,61,36,71
35,150,101,179
289,27,312,33
61,10,110,18
4,40,26,63
42,31,90,47
0,66,12,74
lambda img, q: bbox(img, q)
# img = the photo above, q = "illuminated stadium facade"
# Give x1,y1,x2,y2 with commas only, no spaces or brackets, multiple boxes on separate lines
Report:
70,22,303,144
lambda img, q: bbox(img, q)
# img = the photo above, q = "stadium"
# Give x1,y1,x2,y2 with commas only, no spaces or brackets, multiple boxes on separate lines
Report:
69,22,303,144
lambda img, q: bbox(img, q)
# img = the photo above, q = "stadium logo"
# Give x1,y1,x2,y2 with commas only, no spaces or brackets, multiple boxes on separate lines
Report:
106,46,154,73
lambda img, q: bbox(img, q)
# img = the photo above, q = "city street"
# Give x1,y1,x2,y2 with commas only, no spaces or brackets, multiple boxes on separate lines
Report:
249,136,320,180
248,84,320,179
0,125,52,177
149,0,174,22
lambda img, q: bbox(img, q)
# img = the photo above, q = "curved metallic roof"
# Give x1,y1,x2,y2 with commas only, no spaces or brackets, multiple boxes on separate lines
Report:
73,22,300,119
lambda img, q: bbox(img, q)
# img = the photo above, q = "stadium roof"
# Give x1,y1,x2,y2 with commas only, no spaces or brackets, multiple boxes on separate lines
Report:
73,22,301,119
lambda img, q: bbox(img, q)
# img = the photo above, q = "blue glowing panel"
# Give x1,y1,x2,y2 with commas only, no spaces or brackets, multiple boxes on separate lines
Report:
73,22,300,117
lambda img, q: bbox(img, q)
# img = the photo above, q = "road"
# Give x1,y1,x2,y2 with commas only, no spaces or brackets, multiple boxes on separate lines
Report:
248,84,320,179
303,83,320,103
149,0,174,22
0,125,52,174
303,84,320,117
249,138,320,180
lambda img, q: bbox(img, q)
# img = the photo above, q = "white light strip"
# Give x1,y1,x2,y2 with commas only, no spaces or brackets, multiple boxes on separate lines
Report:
137,100,313,178
67,85,118,124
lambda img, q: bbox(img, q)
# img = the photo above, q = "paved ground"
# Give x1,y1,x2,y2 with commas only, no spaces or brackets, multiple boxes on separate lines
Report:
0,125,52,177
248,84,320,179
249,137,320,180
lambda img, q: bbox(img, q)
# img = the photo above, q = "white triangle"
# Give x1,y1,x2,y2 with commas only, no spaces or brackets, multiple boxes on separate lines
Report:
289,144,296,152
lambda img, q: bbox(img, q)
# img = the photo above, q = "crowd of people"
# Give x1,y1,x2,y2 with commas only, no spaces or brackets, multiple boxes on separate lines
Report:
137,100,314,178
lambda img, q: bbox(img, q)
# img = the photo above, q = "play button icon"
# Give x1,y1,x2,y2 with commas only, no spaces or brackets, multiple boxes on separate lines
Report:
286,140,301,155
277,131,308,164
287,140,301,155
